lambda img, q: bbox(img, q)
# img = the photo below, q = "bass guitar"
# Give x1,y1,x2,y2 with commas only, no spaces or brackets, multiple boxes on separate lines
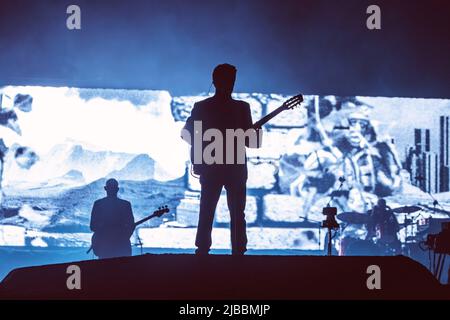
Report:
87,205,170,255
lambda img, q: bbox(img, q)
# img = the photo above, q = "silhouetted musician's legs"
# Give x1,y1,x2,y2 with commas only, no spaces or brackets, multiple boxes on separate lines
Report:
225,177,247,255
195,175,223,254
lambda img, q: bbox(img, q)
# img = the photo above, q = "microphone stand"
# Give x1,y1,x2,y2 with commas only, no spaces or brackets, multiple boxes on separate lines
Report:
428,192,446,214
135,231,144,255
325,176,346,208
417,175,449,217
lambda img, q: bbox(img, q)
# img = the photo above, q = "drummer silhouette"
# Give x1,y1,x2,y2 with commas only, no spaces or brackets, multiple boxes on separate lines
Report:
366,198,401,254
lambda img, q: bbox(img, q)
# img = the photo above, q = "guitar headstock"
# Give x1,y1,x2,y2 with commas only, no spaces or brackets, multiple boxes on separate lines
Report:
282,94,304,110
153,205,170,218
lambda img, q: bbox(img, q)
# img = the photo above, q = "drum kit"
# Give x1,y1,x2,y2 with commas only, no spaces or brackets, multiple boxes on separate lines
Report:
335,205,424,256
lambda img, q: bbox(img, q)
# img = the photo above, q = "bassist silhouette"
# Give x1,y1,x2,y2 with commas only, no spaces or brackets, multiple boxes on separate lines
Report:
89,179,135,259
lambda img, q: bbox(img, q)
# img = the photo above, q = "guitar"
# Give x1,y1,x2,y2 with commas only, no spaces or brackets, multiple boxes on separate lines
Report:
87,205,170,255
252,94,304,129
189,94,304,175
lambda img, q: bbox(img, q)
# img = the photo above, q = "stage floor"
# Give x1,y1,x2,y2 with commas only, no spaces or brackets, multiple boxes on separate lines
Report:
1,253,449,300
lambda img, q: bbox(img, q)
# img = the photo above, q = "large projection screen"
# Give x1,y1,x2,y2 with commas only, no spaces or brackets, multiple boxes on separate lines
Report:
1,86,449,254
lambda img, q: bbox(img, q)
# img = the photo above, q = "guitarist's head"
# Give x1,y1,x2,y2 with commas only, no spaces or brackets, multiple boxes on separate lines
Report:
212,63,236,99
104,178,119,197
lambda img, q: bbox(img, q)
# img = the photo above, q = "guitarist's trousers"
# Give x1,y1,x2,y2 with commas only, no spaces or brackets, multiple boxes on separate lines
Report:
196,170,248,254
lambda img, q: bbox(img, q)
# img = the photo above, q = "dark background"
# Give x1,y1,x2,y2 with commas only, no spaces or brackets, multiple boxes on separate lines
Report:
0,0,449,97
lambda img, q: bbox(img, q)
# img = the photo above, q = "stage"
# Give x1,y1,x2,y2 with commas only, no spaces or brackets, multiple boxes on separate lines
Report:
0,254,448,300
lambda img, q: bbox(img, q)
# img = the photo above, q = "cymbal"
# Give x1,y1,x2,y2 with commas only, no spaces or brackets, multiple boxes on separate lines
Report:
337,212,369,224
391,206,422,214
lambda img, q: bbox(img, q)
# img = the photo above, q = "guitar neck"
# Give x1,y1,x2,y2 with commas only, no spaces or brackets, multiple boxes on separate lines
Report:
134,214,155,227
253,105,285,128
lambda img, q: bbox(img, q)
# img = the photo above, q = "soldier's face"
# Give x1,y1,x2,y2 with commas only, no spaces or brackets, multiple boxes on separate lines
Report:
347,118,369,147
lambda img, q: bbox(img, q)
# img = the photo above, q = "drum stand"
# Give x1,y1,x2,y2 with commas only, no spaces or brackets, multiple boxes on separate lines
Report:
134,233,144,255
433,253,447,282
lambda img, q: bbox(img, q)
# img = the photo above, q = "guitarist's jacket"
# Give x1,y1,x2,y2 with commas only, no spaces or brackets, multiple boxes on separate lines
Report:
182,96,260,178
90,196,135,258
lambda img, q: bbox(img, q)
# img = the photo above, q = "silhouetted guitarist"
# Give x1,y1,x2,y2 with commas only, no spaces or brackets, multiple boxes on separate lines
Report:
182,64,260,255
90,178,135,259
181,63,303,256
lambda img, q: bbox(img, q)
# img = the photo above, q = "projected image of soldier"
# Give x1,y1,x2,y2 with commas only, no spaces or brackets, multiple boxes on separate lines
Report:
282,97,402,222
333,109,402,212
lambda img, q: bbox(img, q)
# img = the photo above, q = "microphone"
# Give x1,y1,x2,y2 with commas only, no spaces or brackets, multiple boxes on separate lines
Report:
338,176,346,183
